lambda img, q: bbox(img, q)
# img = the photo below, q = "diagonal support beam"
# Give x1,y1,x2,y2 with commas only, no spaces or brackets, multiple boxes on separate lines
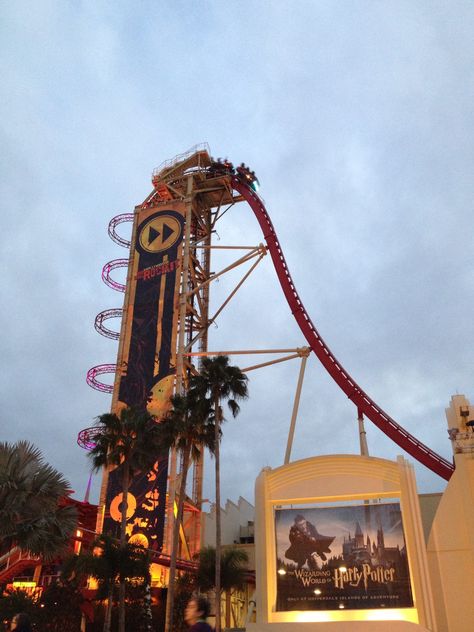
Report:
284,350,310,464
185,244,266,299
209,252,266,325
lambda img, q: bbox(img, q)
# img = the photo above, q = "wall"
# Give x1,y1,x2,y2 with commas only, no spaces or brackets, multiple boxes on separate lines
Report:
202,496,255,546
426,455,474,632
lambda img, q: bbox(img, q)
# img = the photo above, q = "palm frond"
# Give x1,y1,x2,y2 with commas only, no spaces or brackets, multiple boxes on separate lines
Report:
195,546,249,592
0,441,77,561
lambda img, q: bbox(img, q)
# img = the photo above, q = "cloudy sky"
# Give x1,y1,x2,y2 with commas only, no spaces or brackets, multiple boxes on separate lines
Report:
1,1,472,509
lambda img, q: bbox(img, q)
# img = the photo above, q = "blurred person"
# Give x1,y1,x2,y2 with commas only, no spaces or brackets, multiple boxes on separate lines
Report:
184,595,213,631
10,613,32,632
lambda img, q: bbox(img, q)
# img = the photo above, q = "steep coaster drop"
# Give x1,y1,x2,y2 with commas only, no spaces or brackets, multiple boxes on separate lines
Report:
231,172,454,481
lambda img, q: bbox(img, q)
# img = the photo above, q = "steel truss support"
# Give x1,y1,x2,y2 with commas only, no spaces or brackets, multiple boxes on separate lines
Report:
185,347,310,370
150,154,248,566
134,149,315,587
185,347,312,466
183,244,267,354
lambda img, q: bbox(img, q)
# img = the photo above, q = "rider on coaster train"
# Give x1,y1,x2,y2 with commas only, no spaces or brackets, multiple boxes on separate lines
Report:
209,159,260,191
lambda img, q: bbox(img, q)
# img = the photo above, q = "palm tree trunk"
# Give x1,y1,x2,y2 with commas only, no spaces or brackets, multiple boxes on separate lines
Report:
103,585,114,632
144,567,153,632
120,465,130,546
214,394,222,632
118,570,126,632
118,464,130,632
225,590,231,628
165,444,191,632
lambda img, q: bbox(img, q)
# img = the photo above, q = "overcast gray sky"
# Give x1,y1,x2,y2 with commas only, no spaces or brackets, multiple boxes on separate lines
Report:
1,1,472,508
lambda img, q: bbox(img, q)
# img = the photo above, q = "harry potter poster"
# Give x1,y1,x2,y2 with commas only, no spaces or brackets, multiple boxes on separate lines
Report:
275,502,413,611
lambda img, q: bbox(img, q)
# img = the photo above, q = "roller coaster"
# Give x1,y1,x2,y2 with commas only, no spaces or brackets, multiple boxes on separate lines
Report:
82,144,453,571
86,146,453,482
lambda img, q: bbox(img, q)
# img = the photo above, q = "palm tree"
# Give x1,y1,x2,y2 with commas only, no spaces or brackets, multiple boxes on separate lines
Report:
0,587,39,628
161,387,215,632
172,571,196,631
193,356,248,632
88,406,163,632
37,578,85,632
0,441,77,561
62,534,149,632
196,546,249,628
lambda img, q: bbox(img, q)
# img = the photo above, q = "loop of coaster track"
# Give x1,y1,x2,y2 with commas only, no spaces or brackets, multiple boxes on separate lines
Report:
108,213,133,248
101,258,128,293
94,308,123,340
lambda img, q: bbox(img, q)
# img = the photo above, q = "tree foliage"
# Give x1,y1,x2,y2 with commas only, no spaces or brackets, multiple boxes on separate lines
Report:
0,588,39,631
0,441,77,561
37,581,84,632
87,406,163,632
62,534,150,632
193,356,249,423
195,546,249,593
88,407,163,488
159,390,215,461
62,535,149,598
172,572,196,632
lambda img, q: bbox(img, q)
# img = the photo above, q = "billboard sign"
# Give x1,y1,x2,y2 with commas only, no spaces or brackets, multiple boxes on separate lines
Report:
275,502,413,611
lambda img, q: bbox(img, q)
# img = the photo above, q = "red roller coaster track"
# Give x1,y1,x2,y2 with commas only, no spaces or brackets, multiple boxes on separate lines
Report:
94,308,123,340
108,213,133,248
231,175,454,481
101,259,128,293
86,363,115,394
87,214,134,393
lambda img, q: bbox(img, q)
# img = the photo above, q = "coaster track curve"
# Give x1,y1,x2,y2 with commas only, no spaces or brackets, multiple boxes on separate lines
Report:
231,175,454,481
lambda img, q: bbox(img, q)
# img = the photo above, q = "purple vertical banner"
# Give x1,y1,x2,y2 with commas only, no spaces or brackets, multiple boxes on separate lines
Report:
104,204,185,551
